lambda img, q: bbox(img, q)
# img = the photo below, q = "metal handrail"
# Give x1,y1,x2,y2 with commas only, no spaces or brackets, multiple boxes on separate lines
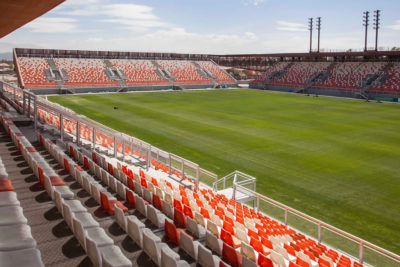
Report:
234,183,400,264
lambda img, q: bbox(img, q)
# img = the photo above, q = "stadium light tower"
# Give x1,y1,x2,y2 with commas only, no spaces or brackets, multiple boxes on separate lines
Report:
373,10,381,52
363,11,369,52
316,17,321,53
308,18,313,53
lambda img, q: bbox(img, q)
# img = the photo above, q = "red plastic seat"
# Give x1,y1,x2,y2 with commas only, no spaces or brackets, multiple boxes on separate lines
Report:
108,163,114,175
100,191,128,215
250,237,265,255
125,189,136,208
258,254,274,267
69,146,74,157
222,221,235,235
183,205,193,219
127,177,135,191
173,199,183,212
37,165,45,185
173,207,187,228
63,158,70,174
296,257,310,267
152,194,163,211
49,176,66,186
318,257,331,267
200,207,210,219
83,156,89,170
164,219,184,245
222,242,242,267
220,228,241,249
92,152,97,163
0,179,14,192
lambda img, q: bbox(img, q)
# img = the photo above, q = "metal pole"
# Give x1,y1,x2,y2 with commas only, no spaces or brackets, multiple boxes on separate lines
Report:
113,136,117,157
181,159,185,180
169,154,172,176
34,96,37,131
284,208,288,225
257,196,260,212
373,10,381,52
60,113,63,142
363,11,369,52
22,92,26,114
318,223,322,243
92,127,96,149
309,18,313,53
359,242,364,264
76,121,80,145
196,166,200,191
27,94,31,118
316,17,321,53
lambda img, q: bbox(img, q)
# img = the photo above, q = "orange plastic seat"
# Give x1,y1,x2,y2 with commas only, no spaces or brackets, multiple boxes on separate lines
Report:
200,207,210,219
250,237,265,255
108,163,114,175
0,179,14,192
173,208,187,228
49,176,66,186
152,194,163,211
125,189,136,208
296,257,310,267
258,253,274,267
100,191,128,215
183,205,193,219
222,221,235,235
220,228,241,249
222,242,242,267
165,219,184,245
63,158,70,174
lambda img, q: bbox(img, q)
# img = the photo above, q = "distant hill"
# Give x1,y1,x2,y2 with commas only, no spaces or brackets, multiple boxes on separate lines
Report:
0,52,12,60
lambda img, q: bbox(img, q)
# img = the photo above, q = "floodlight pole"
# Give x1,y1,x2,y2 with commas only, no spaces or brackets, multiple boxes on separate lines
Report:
363,11,369,52
373,10,381,52
316,17,321,53
308,18,313,53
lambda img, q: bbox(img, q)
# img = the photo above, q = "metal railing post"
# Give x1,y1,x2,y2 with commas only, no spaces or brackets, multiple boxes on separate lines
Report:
359,242,364,264
27,94,31,118
169,154,172,176
76,121,80,144
318,223,322,243
92,128,96,149
257,196,260,212
113,136,117,157
196,166,200,191
232,184,236,200
34,96,37,131
284,208,288,225
147,146,150,171
60,113,63,142
22,92,26,114
181,159,185,179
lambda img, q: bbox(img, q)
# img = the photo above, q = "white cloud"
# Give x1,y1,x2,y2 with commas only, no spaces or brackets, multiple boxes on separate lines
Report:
23,17,78,33
244,0,267,6
276,20,307,32
386,20,400,30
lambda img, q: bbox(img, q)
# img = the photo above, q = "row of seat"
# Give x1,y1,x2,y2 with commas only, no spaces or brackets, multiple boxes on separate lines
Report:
0,114,44,267
252,62,290,84
64,139,198,266
17,57,57,88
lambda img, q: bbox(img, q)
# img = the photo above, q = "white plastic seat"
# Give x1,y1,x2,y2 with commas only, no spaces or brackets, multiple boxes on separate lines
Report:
0,192,20,207
0,248,44,267
205,230,222,256
161,245,190,267
134,181,143,196
85,228,114,266
187,217,206,239
100,245,132,267
0,224,36,251
71,212,99,234
270,250,287,267
242,254,258,267
198,243,220,267
241,242,258,262
143,228,164,265
142,187,152,203
206,220,220,237
0,206,28,226
116,181,126,199
180,231,199,260
162,199,174,219
127,215,145,247
275,245,296,262
114,205,127,232
147,205,166,229
135,195,147,217
90,182,103,203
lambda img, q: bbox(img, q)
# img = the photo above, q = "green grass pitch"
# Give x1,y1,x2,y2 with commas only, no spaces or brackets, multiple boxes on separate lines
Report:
49,89,400,255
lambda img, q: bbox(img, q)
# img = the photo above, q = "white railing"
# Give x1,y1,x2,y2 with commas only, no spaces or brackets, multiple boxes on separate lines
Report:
233,184,400,266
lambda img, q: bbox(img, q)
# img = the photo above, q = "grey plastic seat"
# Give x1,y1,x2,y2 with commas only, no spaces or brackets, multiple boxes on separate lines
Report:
161,245,186,267
116,181,126,199
187,217,206,239
0,206,28,226
90,182,103,203
180,230,199,260
114,205,127,232
101,169,109,184
205,230,222,256
142,187,152,203
162,199,174,219
85,227,114,266
134,181,143,196
147,205,166,229
0,192,20,207
242,255,258,267
135,194,147,217
127,216,145,247
198,243,221,267
142,228,164,265
0,224,36,251
101,244,132,267
0,248,44,267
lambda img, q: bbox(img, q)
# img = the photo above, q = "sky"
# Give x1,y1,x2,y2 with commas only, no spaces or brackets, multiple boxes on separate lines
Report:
1,0,400,55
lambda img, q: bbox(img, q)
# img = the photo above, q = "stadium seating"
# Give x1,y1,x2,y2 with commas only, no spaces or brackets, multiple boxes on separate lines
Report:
197,61,236,84
110,59,170,85
271,62,331,87
54,58,118,87
252,62,290,84
370,62,400,94
17,57,57,88
314,62,386,90
157,60,211,84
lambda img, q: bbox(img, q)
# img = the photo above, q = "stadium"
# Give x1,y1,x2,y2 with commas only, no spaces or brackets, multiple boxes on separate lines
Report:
0,1,399,267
